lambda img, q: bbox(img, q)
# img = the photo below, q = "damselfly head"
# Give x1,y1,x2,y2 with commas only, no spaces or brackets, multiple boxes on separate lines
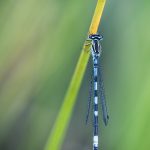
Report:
89,34,103,41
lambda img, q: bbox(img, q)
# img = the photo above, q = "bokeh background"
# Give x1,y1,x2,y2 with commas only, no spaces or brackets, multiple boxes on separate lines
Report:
0,0,150,150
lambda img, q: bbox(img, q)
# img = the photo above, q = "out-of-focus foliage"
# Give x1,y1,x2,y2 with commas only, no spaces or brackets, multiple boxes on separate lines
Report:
0,0,150,150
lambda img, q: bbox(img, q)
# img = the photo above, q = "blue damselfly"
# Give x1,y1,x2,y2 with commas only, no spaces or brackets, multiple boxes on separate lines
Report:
86,34,109,150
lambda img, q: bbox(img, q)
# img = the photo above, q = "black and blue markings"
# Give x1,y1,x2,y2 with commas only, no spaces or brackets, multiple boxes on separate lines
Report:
87,34,109,150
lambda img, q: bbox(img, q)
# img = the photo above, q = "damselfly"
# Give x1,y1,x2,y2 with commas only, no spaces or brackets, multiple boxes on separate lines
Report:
86,34,109,150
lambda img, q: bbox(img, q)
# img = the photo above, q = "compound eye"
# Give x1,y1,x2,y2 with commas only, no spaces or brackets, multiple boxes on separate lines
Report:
89,35,94,39
99,35,103,40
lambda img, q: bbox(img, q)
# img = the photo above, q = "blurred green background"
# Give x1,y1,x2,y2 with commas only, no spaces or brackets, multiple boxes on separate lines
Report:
0,0,150,150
